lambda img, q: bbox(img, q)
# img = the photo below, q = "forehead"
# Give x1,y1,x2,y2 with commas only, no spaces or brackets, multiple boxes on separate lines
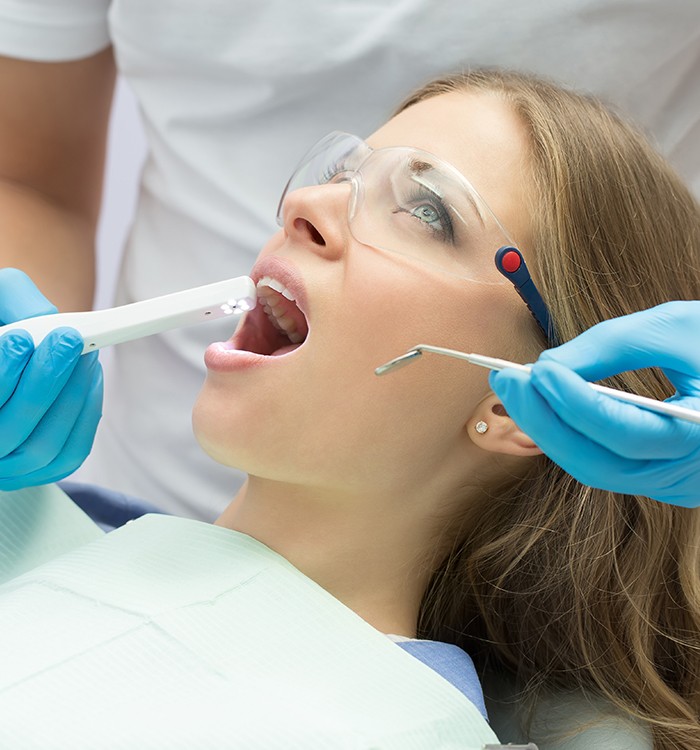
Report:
367,91,533,246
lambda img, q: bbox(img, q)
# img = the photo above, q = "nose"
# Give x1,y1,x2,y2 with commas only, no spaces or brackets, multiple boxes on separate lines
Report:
280,183,353,260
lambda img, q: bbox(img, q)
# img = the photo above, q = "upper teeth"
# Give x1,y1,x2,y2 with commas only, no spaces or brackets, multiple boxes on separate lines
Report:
256,276,304,344
257,276,296,301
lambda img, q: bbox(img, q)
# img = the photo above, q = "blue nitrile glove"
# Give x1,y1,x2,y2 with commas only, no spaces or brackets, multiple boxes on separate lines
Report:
489,301,700,507
0,268,103,490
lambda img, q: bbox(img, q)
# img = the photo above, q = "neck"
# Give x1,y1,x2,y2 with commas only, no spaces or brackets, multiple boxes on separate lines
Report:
215,477,444,637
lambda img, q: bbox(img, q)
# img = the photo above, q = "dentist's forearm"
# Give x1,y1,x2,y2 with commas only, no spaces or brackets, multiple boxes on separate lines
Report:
0,179,95,311
0,47,116,312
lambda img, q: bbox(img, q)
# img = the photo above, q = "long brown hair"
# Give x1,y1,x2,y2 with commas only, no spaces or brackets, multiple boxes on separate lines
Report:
400,70,700,749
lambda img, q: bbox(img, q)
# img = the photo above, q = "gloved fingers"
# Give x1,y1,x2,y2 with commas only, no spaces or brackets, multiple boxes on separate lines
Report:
539,301,700,381
654,366,700,399
490,364,700,507
0,328,84,456
0,353,102,487
43,362,103,481
489,367,649,490
0,268,57,323
489,362,700,468
530,361,700,461
0,331,34,407
631,455,700,508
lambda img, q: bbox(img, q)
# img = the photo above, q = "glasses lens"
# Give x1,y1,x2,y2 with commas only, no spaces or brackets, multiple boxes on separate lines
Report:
350,149,509,283
277,133,510,284
276,132,367,225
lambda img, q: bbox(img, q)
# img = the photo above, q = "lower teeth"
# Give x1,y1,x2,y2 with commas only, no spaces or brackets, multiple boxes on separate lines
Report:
262,306,302,343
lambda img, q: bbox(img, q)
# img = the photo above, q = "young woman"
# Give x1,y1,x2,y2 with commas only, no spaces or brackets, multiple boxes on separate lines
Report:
1,69,699,748
197,69,700,748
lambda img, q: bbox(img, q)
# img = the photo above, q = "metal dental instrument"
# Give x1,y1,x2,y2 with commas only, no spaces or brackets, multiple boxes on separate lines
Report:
375,344,700,426
0,276,257,354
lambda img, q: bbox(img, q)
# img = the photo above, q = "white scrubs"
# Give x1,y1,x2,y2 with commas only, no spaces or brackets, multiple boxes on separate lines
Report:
0,0,697,519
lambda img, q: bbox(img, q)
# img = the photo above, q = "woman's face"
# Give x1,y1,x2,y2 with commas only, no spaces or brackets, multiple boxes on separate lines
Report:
193,91,538,497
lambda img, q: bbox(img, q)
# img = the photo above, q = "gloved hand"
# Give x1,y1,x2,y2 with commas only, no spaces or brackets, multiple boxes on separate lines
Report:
489,301,700,507
0,268,103,490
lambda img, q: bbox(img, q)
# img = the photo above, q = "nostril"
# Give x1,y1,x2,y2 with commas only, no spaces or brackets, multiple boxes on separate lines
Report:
309,223,325,246
294,218,326,246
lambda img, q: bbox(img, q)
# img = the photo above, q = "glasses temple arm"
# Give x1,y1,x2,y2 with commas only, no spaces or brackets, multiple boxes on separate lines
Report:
494,246,559,346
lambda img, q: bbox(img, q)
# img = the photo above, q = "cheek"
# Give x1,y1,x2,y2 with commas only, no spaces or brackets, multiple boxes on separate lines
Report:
190,256,531,484
341,267,520,369
304,269,515,448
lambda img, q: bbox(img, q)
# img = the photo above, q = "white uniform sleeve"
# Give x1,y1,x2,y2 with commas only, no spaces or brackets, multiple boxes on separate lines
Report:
0,0,111,61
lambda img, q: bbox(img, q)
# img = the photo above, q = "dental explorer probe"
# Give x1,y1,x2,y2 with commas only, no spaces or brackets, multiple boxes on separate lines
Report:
0,276,257,353
375,345,700,427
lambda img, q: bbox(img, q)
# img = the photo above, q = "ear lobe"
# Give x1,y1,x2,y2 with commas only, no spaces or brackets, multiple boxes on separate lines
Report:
467,394,543,457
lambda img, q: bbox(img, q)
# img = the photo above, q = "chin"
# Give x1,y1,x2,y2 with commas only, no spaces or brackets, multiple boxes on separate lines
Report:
192,389,277,476
191,392,241,469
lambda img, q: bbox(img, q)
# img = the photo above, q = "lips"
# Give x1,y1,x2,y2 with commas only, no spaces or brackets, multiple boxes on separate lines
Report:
204,257,311,370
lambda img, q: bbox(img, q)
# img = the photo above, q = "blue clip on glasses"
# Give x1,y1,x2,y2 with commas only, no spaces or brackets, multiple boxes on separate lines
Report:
495,246,559,346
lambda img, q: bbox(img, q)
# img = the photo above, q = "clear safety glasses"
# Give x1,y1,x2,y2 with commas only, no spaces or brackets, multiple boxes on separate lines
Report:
277,131,557,343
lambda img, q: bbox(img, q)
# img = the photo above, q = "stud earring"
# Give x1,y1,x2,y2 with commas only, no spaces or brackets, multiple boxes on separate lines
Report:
475,420,488,434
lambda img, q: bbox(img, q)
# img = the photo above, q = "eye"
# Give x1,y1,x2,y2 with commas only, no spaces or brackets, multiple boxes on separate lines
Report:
393,188,455,244
321,162,346,184
410,203,444,230
322,169,353,186
319,144,367,184
321,152,358,184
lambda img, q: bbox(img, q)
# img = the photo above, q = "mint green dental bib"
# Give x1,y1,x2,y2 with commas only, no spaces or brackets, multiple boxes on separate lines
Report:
0,486,497,749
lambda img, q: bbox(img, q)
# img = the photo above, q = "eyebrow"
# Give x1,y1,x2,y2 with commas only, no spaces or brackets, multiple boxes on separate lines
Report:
408,159,486,228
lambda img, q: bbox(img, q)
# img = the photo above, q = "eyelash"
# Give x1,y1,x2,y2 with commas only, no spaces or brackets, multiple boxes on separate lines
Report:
321,159,351,184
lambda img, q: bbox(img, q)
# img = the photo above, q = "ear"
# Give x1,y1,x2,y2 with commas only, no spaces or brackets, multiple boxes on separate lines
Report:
466,393,543,457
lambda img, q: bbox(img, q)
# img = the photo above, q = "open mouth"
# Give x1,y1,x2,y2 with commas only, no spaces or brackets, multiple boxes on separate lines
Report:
233,275,310,356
